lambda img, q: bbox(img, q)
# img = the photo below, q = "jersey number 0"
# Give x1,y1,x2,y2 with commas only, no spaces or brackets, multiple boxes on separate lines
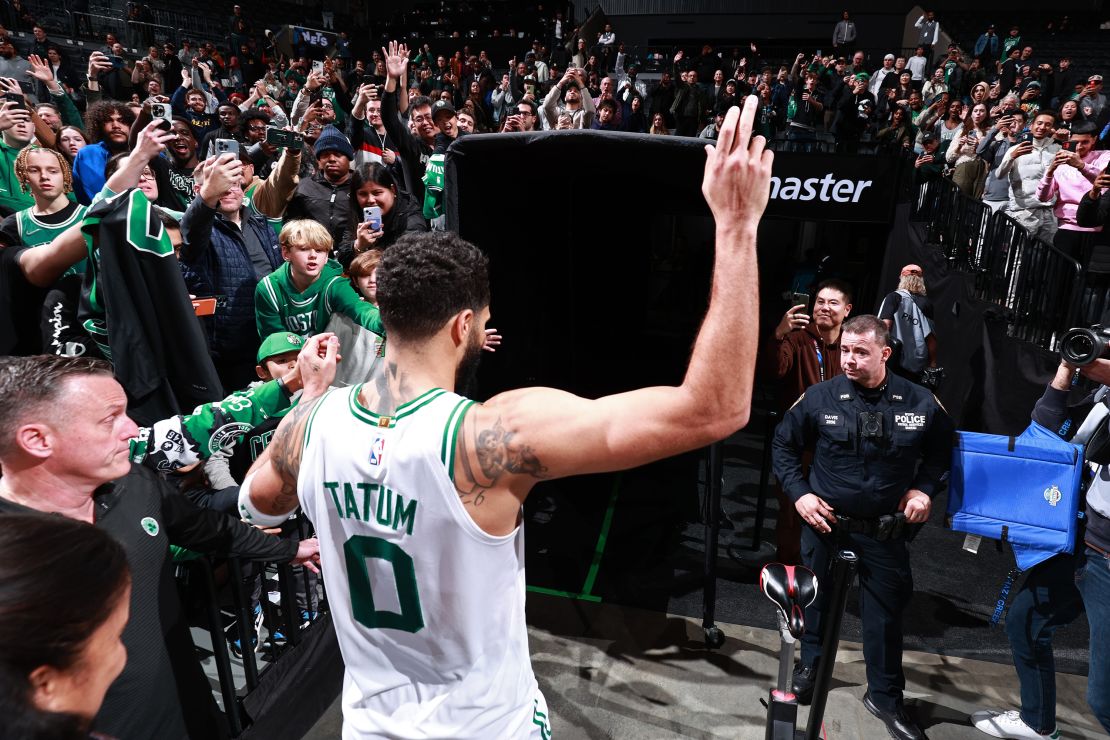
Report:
344,535,425,633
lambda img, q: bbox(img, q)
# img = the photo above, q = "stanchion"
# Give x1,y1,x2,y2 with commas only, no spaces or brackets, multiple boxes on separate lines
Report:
701,440,725,648
192,558,243,737
228,557,260,689
751,410,778,550
804,549,859,740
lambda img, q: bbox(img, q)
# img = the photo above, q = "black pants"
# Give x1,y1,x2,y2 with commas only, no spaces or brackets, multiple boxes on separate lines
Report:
799,524,914,712
1053,228,1094,262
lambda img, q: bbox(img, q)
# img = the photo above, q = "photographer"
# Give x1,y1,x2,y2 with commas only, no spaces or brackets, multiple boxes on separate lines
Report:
772,314,952,740
542,66,594,129
971,357,1110,738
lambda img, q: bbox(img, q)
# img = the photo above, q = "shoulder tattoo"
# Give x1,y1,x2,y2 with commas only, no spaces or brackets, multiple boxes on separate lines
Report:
455,415,549,506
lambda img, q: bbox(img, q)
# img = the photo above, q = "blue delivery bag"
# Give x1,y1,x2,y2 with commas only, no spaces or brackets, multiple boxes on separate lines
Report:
947,421,1083,571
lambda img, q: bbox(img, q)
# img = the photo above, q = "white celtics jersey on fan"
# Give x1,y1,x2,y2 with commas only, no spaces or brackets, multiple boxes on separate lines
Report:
297,384,548,739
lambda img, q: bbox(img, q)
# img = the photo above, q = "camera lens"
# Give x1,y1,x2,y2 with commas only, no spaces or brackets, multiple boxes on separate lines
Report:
1060,327,1105,366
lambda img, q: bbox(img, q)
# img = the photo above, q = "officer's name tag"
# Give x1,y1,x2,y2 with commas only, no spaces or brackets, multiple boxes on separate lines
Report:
822,413,842,426
894,412,926,431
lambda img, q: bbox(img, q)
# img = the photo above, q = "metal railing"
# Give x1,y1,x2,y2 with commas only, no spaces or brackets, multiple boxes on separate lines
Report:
911,178,1086,351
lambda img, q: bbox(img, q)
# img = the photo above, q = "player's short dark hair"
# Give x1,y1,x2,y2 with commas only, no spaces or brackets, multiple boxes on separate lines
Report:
0,356,114,458
816,279,853,305
376,232,490,342
842,314,890,347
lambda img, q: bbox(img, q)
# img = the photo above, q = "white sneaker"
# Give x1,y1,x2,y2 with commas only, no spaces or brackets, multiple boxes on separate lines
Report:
971,709,1060,739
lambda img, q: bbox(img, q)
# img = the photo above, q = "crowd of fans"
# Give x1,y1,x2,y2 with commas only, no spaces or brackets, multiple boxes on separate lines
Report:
0,2,1108,738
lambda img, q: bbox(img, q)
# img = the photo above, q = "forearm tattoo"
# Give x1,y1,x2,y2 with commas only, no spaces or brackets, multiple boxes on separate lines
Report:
265,396,321,514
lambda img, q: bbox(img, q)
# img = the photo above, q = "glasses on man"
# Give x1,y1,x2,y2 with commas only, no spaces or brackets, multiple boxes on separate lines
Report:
517,109,535,116
246,124,267,132
138,169,155,181
410,114,433,123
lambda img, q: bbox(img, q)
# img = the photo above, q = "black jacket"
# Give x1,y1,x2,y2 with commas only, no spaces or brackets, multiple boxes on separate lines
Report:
772,372,954,517
382,88,433,205
0,465,297,740
336,192,429,270
1077,188,1109,229
80,189,224,426
286,172,354,258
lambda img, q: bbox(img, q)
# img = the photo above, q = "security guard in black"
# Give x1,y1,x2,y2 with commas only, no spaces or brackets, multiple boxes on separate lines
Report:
771,316,952,739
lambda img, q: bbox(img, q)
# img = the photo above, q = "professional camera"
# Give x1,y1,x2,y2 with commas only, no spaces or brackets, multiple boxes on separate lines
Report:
1059,325,1110,366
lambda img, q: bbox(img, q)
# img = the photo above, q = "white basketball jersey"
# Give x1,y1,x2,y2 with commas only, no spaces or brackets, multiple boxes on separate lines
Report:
298,385,542,739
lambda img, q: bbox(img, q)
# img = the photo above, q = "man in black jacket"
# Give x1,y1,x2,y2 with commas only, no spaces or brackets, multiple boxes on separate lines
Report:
180,153,282,391
285,124,354,256
1077,165,1110,229
382,40,436,205
0,351,326,740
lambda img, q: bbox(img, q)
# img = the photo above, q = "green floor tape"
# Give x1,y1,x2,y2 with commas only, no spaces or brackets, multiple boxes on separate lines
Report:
526,474,621,602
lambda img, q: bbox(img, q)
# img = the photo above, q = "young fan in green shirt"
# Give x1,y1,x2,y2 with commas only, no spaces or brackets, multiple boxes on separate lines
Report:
254,218,386,338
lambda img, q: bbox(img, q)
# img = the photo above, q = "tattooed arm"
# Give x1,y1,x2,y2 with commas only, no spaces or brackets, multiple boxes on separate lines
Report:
243,334,339,518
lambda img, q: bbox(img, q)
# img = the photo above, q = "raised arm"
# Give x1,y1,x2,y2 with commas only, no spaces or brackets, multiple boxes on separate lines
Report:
240,334,339,522
453,96,771,503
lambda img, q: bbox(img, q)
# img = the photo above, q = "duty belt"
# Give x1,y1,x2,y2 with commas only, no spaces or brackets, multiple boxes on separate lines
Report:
834,512,907,542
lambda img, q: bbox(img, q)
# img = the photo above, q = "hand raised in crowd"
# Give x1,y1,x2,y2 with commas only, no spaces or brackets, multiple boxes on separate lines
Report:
898,488,931,524
796,493,836,533
701,96,774,230
26,53,53,83
199,153,243,206
0,77,24,100
383,40,409,80
133,120,176,161
1090,171,1110,197
1008,140,1034,159
0,100,29,131
305,70,324,91
482,328,502,353
297,331,340,400
88,50,112,79
775,304,810,340
1049,148,1082,174
673,50,684,63
915,152,934,168
354,220,383,252
381,148,396,164
356,83,375,102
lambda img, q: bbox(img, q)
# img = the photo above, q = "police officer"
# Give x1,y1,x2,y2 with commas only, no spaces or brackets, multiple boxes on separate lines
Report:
772,314,953,740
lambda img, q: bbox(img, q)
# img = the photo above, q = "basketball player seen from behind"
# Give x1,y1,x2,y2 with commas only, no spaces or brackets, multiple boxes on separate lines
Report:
239,96,773,738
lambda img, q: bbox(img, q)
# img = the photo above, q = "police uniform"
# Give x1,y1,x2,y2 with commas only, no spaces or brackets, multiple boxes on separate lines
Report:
771,371,953,713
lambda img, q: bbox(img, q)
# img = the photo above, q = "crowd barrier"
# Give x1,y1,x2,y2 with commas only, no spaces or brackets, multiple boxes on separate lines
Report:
179,517,330,737
911,177,1085,350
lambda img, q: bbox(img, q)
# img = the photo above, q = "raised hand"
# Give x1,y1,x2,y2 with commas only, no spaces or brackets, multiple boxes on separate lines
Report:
134,120,176,160
383,41,409,79
701,95,773,229
26,54,53,83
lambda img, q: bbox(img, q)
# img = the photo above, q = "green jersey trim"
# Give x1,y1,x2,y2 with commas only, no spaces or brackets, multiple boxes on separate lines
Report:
347,385,448,427
441,399,475,475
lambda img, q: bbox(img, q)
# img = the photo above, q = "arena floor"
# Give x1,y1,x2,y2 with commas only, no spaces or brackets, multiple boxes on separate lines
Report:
302,592,1103,739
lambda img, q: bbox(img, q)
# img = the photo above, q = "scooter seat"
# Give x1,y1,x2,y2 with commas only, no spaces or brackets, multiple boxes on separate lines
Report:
759,563,818,639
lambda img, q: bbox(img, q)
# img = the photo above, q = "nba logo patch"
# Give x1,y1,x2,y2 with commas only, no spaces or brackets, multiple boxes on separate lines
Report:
369,435,385,466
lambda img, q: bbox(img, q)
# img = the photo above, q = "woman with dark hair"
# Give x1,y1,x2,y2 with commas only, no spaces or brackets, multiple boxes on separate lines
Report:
876,104,917,151
0,514,131,740
341,162,427,269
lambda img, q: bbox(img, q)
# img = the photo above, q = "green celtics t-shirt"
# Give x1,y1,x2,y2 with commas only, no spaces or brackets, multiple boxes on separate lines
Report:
254,259,385,338
7,201,88,275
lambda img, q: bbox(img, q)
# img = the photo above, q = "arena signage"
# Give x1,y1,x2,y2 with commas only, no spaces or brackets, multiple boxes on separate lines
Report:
761,152,903,222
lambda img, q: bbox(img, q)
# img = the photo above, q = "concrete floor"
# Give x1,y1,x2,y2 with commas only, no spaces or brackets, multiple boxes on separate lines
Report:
303,592,1104,739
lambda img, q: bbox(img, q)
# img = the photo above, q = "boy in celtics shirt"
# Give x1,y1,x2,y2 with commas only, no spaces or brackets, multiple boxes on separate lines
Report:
0,147,84,258
254,219,386,339
0,147,86,355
